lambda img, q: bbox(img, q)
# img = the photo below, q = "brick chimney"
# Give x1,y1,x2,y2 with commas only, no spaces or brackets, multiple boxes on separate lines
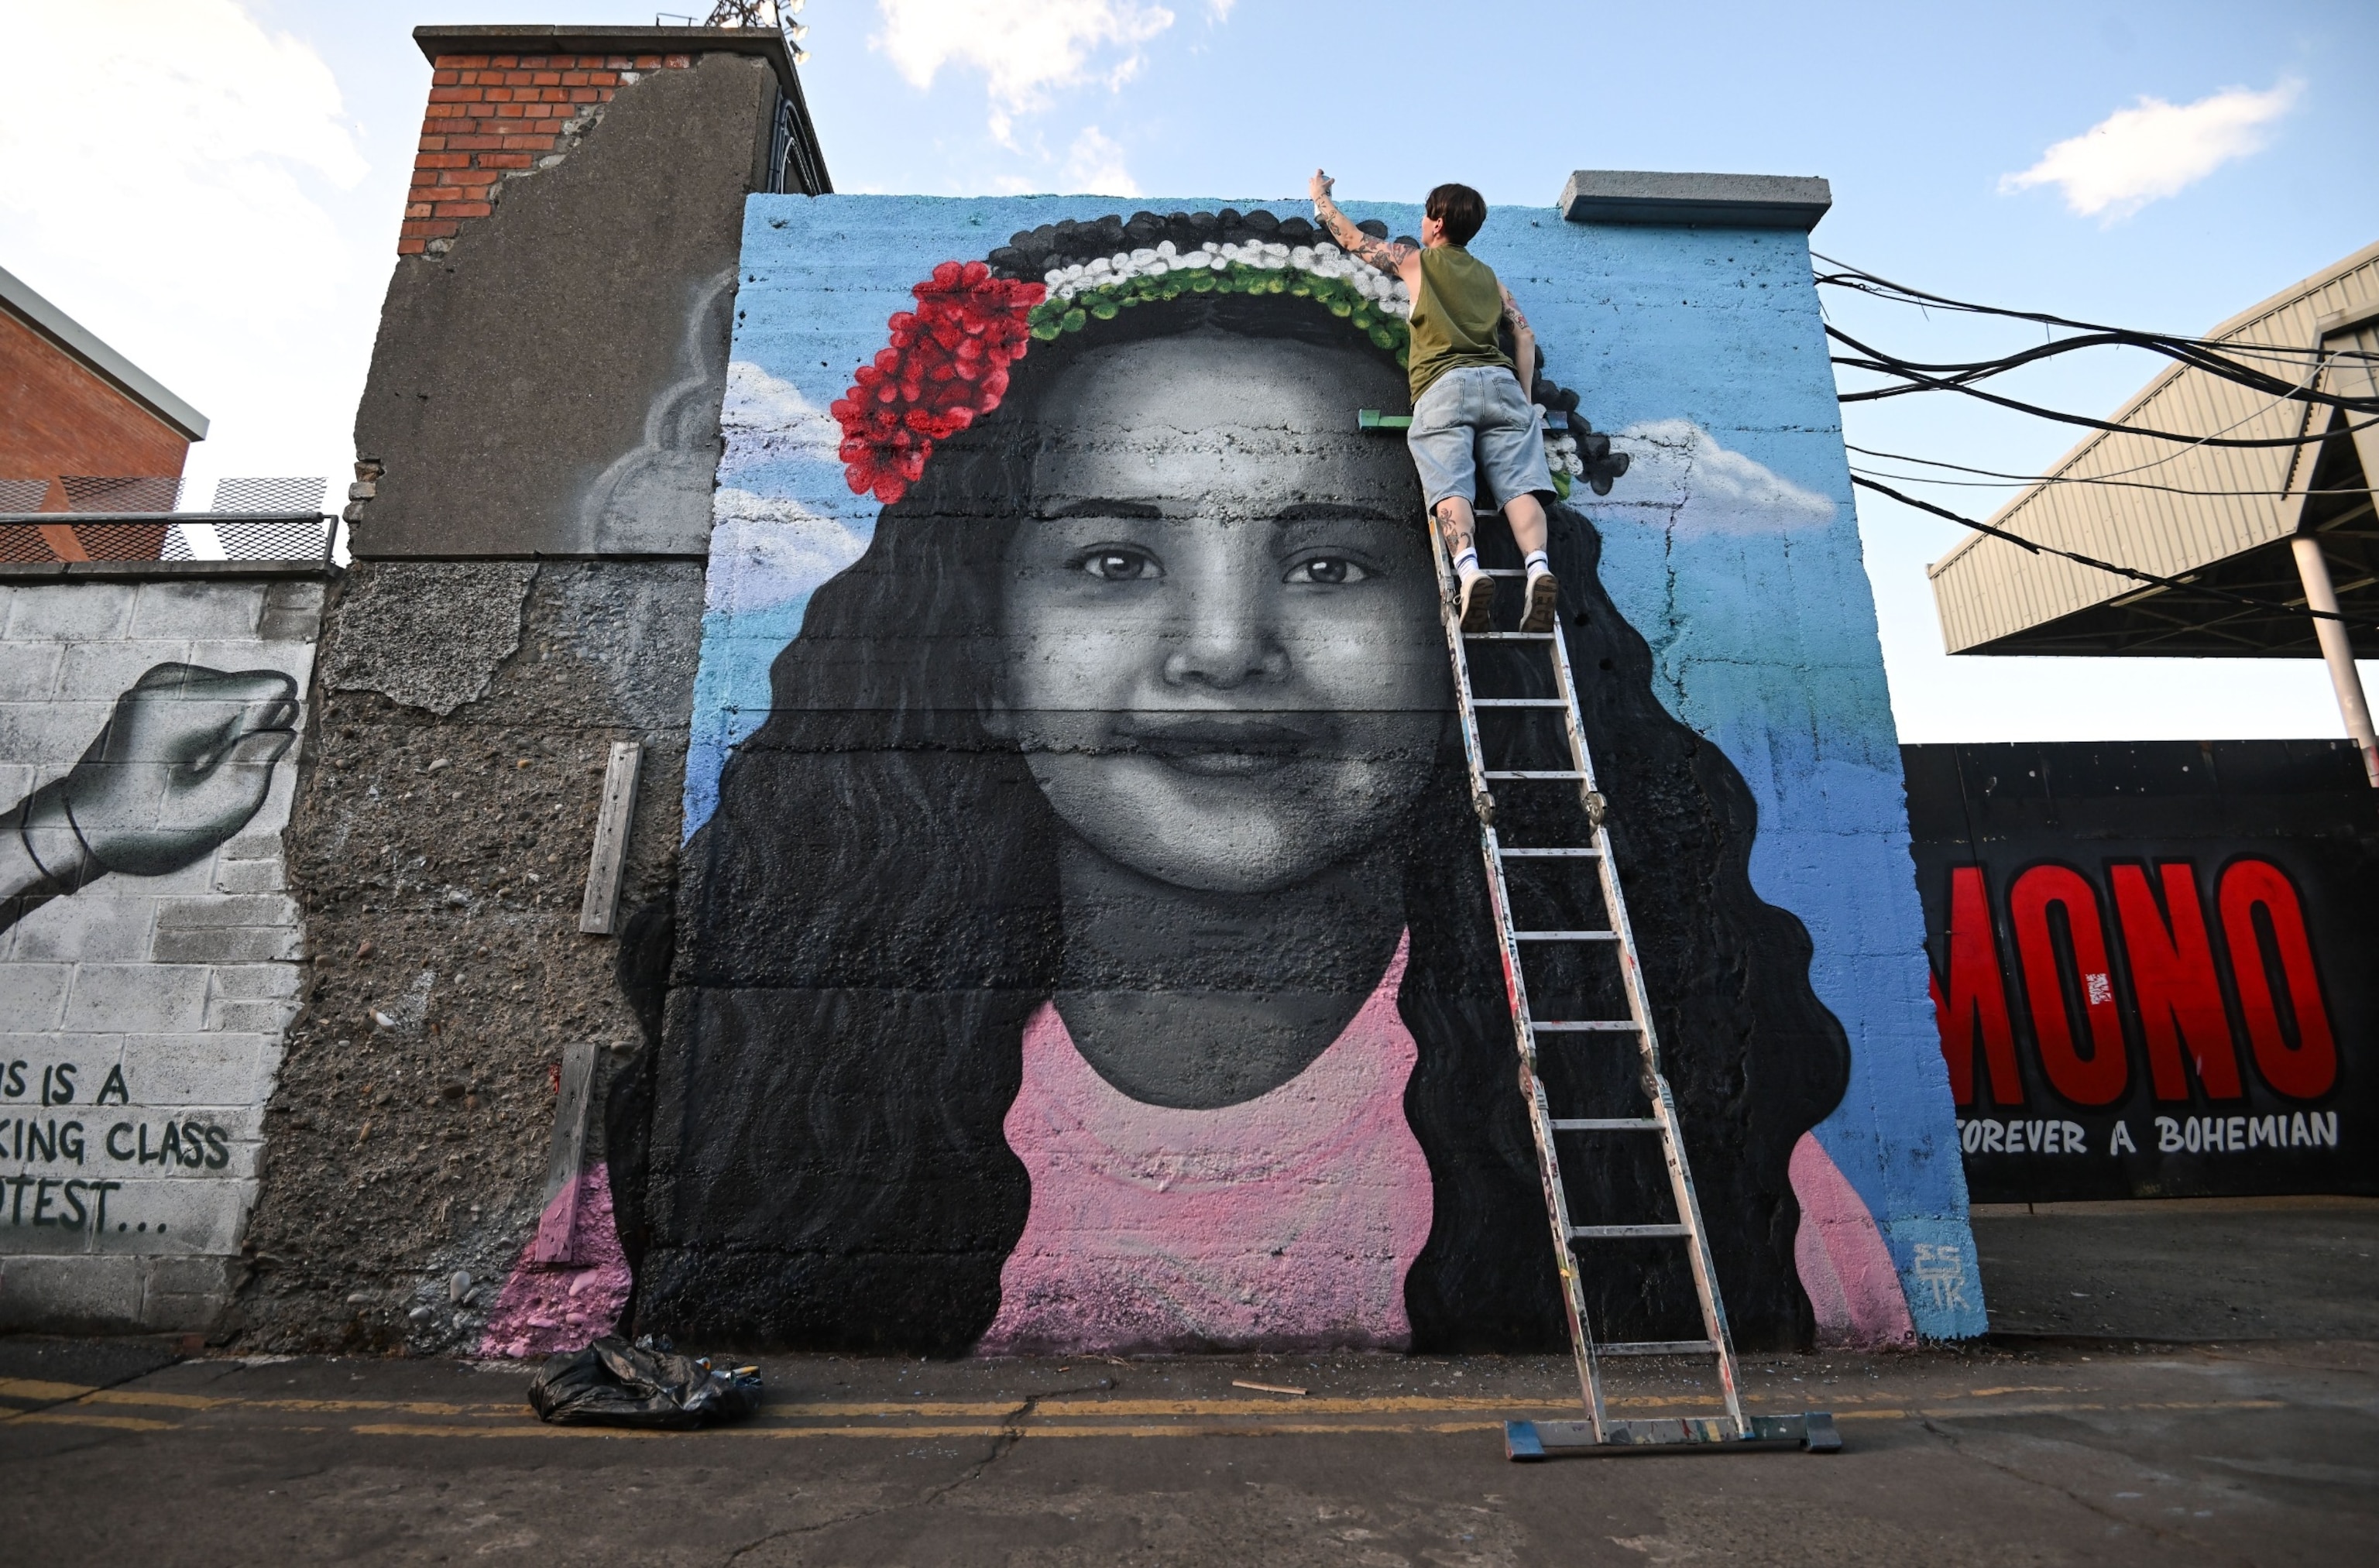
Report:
403,49,691,256
396,25,826,259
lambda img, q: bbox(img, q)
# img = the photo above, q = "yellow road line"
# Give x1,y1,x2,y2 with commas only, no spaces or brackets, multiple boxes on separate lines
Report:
348,1419,1514,1441
1835,1398,2285,1422
0,1378,95,1402
8,1411,179,1432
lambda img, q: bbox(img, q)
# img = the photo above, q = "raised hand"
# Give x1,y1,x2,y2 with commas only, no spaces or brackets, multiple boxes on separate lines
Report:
1310,168,1335,205
19,664,299,884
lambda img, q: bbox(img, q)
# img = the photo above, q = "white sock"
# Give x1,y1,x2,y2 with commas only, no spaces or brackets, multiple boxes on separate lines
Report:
1454,546,1481,575
1524,549,1550,576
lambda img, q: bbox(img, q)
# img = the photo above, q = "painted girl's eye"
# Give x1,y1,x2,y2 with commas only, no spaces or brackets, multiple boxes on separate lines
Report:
1080,549,1159,582
1286,557,1369,585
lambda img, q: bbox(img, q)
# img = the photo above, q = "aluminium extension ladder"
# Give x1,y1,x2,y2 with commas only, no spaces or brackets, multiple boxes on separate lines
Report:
1423,513,1839,1461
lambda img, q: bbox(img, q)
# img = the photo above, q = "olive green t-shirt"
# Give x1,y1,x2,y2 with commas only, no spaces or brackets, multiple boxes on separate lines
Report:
1406,245,1511,401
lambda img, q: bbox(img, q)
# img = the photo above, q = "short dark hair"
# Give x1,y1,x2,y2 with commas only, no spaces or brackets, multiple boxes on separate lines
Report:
1425,183,1487,245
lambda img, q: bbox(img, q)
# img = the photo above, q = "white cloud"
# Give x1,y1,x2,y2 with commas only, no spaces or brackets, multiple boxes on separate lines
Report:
1063,126,1139,196
723,360,839,443
0,1,371,483
707,490,871,616
874,0,1176,139
2000,79,2300,221
1606,420,1838,534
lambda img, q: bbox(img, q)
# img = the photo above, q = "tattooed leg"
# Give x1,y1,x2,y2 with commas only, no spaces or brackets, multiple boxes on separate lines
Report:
1433,496,1478,563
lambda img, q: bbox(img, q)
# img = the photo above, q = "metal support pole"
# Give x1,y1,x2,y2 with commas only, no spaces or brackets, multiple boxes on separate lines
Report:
2291,534,2379,787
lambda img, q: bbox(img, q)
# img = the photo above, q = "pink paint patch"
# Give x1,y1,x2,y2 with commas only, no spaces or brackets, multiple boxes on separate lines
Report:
980,933,1433,1356
1790,1133,1916,1349
476,1163,633,1359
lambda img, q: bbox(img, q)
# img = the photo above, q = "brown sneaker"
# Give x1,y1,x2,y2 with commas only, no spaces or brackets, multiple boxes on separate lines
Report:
1457,567,1497,632
1519,568,1559,633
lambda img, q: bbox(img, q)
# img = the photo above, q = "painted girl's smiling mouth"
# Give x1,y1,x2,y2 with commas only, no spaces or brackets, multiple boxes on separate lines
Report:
1110,715,1323,777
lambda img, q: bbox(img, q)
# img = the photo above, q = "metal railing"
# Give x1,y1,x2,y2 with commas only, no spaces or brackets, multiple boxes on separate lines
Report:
0,476,337,565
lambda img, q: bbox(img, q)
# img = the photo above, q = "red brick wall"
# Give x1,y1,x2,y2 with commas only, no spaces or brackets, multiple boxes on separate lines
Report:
0,308,191,560
401,51,695,256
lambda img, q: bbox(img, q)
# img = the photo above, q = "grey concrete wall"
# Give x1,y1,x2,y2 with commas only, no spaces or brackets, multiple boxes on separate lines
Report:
228,561,696,1353
352,51,778,559
0,572,325,1333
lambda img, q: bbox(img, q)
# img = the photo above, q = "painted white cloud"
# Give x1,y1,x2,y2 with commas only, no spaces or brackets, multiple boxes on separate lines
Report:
0,1,371,485
708,490,870,617
874,0,1176,139
2000,79,2300,221
719,359,844,477
1605,420,1837,535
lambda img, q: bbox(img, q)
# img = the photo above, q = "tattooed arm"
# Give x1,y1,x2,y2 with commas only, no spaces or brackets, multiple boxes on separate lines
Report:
1310,170,1420,289
1501,281,1536,403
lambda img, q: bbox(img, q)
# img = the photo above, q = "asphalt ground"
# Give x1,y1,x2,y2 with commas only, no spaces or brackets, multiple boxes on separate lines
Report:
4,1336,2374,1565
5,1199,2376,1565
1970,1196,2379,1342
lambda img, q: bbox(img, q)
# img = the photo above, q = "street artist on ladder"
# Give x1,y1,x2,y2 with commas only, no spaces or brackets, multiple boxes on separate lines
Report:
1310,170,1559,633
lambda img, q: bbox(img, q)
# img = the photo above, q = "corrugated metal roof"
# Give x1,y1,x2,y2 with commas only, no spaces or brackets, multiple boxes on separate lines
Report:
1925,240,2379,654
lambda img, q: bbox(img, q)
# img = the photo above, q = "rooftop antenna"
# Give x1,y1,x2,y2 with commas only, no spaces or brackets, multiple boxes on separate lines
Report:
700,0,809,64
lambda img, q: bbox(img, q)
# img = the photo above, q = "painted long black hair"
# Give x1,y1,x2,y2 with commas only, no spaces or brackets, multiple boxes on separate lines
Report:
623,210,1850,1355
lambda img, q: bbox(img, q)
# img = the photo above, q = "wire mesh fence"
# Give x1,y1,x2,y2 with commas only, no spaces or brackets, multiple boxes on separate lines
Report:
60,474,187,511
210,476,331,513
1,475,335,563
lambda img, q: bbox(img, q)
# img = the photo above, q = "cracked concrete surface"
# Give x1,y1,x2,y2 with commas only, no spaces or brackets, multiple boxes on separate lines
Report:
234,561,701,1354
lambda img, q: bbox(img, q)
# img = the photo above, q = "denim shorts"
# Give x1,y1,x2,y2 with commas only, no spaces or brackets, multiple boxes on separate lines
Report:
1406,364,1553,512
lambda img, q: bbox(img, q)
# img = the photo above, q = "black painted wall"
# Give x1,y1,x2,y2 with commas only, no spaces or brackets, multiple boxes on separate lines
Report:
1903,739,2378,1203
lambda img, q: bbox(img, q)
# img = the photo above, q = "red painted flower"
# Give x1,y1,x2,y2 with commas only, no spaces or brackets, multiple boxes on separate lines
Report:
830,259,1045,506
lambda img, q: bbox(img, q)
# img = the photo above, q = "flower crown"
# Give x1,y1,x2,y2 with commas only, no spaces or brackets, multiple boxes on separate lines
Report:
829,208,1629,506
1028,238,1413,358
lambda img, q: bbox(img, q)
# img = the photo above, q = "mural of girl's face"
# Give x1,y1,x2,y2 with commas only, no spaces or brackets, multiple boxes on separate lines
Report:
997,330,1447,896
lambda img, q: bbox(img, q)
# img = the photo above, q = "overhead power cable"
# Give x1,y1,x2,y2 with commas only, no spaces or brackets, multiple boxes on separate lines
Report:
1815,257,2379,444
1837,442,2360,492
1847,474,2376,634
1848,462,2362,500
1826,324,2379,443
1813,256,2377,365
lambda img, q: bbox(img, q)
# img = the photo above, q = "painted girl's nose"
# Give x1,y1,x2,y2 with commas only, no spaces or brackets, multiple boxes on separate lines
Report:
1161,606,1289,689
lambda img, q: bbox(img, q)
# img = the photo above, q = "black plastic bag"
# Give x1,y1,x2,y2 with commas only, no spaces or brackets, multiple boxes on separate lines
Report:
527,1336,763,1429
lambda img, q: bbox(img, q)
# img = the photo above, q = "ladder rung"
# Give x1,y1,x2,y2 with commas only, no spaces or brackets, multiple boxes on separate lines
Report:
1471,698,1568,708
1549,1117,1662,1131
1464,630,1556,640
1514,930,1620,942
1533,1020,1639,1031
1598,1340,1720,1357
1480,568,1526,577
1483,770,1584,780
1571,1224,1691,1240
1498,846,1600,857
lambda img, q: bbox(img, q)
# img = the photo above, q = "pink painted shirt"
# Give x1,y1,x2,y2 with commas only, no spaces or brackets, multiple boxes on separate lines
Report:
978,932,1434,1356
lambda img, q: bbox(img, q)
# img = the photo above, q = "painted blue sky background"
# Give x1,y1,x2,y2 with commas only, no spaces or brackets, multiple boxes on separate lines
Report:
5,0,2374,748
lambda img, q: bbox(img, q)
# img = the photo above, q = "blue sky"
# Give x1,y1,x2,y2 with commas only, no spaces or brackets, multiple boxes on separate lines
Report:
3,0,2374,743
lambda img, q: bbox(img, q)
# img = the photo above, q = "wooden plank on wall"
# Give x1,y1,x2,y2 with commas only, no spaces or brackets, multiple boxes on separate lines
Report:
530,1040,599,1264
578,739,641,936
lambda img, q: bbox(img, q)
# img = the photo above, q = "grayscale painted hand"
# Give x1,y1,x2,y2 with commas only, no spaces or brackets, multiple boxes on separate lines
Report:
15,664,299,886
